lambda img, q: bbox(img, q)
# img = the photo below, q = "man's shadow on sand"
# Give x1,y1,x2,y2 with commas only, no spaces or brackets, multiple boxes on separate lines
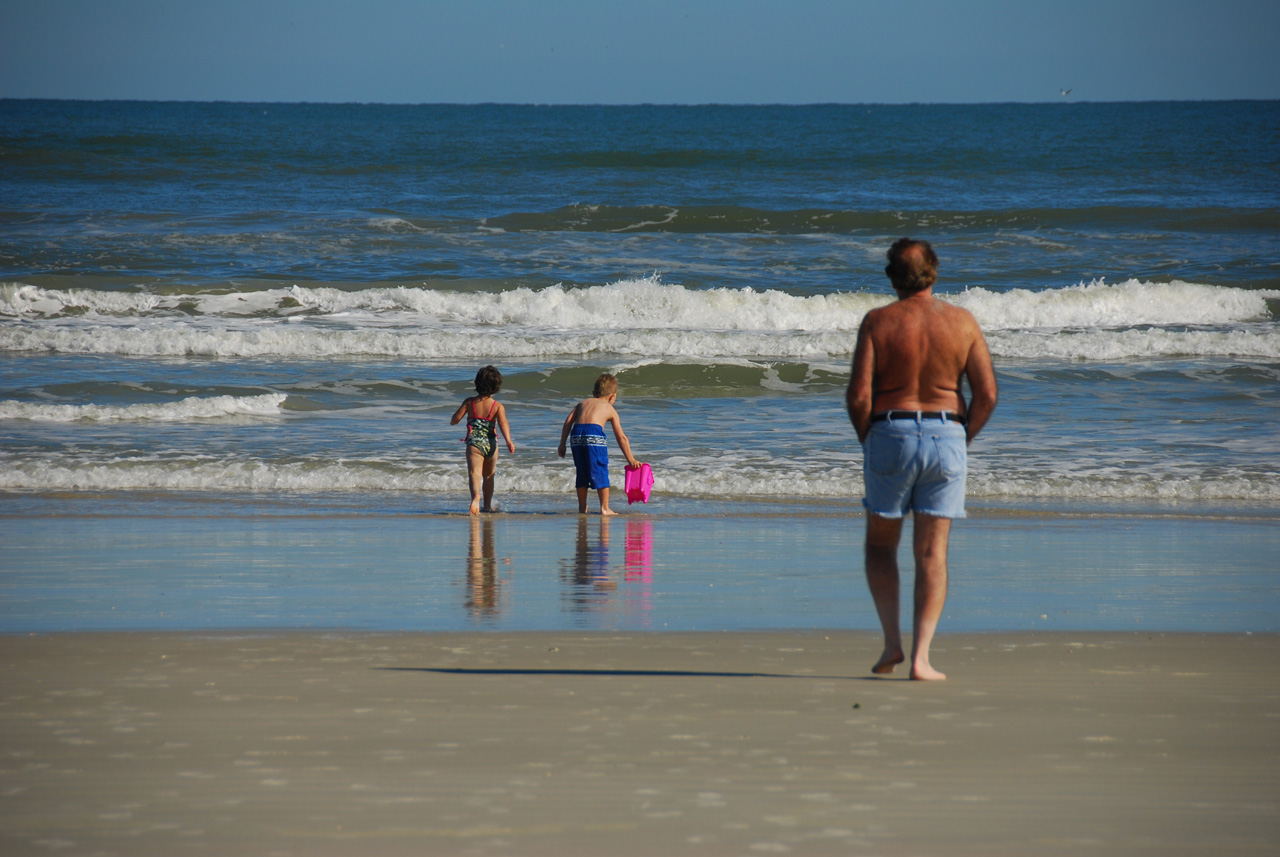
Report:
378,667,895,681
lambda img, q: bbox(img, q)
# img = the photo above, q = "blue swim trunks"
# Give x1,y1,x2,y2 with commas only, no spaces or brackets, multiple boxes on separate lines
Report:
570,423,610,489
862,414,967,519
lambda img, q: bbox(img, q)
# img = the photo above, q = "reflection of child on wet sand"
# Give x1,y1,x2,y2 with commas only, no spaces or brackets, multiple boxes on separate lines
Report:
466,516,512,616
557,373,640,516
466,516,499,615
450,365,515,515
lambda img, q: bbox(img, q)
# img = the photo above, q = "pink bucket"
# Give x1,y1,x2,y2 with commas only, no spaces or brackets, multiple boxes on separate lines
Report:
623,463,654,504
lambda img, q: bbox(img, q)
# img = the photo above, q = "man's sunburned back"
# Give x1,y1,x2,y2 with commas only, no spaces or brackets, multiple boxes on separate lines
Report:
863,293,980,414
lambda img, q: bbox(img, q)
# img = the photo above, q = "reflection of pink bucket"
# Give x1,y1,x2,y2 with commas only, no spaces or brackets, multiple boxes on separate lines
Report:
625,519,653,581
624,463,654,504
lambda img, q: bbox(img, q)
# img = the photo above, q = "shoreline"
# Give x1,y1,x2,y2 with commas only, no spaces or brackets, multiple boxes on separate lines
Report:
2,630,1276,856
4,489,1279,519
3,494,1278,636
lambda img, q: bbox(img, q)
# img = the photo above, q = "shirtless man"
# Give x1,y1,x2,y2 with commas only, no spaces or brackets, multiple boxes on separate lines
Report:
846,238,997,680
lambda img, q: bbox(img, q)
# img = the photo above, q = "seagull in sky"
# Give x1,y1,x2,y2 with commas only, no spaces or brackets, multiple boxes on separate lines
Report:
1060,88,1073,96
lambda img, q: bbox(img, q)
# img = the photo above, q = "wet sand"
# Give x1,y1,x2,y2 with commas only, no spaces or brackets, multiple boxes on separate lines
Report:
2,630,1277,855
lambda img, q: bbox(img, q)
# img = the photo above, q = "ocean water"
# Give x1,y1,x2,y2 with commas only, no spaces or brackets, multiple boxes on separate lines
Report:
2,100,1278,633
3,100,1277,509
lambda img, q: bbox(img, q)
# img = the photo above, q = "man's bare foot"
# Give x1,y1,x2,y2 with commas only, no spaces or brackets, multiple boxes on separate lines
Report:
871,650,905,675
600,507,617,516
910,662,946,681
469,500,481,516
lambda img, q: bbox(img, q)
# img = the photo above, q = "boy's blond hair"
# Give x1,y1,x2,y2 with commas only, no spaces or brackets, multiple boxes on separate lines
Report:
592,373,618,398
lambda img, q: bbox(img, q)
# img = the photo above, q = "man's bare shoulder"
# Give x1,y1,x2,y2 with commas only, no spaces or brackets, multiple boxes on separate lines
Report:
936,299,981,328
860,302,897,329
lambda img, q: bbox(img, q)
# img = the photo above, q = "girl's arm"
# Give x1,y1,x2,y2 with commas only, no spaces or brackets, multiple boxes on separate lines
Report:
450,397,472,426
497,403,515,453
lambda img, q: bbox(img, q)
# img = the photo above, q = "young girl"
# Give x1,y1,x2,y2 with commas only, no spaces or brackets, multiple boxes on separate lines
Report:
450,365,516,514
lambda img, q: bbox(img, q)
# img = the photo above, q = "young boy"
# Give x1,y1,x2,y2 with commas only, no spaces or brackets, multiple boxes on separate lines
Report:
557,373,640,515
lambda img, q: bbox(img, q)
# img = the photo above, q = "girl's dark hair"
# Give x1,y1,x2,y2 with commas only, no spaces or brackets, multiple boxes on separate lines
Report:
475,365,503,396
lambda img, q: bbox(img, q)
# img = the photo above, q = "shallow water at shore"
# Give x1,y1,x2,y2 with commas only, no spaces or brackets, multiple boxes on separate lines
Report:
3,492,1276,635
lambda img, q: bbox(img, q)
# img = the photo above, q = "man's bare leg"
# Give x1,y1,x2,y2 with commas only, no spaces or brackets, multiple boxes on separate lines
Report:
910,513,951,681
865,513,905,673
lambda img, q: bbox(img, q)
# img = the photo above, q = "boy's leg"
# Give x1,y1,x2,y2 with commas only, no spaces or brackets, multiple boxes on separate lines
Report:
598,487,615,516
571,436,592,513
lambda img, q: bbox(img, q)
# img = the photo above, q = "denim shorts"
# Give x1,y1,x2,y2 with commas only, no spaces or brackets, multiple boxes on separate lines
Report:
862,415,968,519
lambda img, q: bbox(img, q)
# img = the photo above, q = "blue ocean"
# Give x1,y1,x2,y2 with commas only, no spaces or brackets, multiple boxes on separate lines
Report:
2,100,1278,633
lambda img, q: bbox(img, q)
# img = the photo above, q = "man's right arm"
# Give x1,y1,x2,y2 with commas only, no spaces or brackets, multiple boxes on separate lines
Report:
847,319,876,443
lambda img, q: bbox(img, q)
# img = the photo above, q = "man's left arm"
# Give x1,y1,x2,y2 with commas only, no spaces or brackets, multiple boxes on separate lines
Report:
963,329,997,444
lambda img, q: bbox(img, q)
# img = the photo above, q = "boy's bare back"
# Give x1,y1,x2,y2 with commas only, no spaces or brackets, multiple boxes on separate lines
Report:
572,396,619,428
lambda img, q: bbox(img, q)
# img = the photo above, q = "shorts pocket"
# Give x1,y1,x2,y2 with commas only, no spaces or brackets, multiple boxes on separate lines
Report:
932,434,967,479
867,431,912,476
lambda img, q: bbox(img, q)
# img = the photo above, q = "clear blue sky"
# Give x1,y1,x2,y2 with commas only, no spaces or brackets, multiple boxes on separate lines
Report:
3,0,1277,103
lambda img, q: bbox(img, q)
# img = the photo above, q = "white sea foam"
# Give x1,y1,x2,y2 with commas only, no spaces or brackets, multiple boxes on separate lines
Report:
2,277,880,329
0,394,287,423
985,326,1280,360
3,277,1276,361
6,276,1273,327
2,455,1275,502
4,318,1276,361
952,279,1277,329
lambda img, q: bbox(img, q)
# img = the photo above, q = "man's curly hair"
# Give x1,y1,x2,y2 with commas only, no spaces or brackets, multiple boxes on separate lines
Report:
884,237,939,292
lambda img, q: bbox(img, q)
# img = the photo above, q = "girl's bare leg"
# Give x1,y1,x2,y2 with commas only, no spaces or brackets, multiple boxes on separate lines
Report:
481,450,498,512
466,448,485,515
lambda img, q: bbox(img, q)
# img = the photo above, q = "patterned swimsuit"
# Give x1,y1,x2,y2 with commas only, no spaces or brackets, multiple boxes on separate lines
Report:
464,398,498,458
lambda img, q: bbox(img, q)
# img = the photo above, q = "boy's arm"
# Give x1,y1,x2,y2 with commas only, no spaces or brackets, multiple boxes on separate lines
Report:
449,397,471,426
556,404,579,458
496,403,515,453
608,411,640,469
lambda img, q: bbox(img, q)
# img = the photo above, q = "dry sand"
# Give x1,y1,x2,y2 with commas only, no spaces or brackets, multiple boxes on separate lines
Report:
2,630,1277,856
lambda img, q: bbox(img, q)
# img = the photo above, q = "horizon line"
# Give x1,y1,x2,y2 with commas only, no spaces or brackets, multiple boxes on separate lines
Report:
5,97,1277,108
